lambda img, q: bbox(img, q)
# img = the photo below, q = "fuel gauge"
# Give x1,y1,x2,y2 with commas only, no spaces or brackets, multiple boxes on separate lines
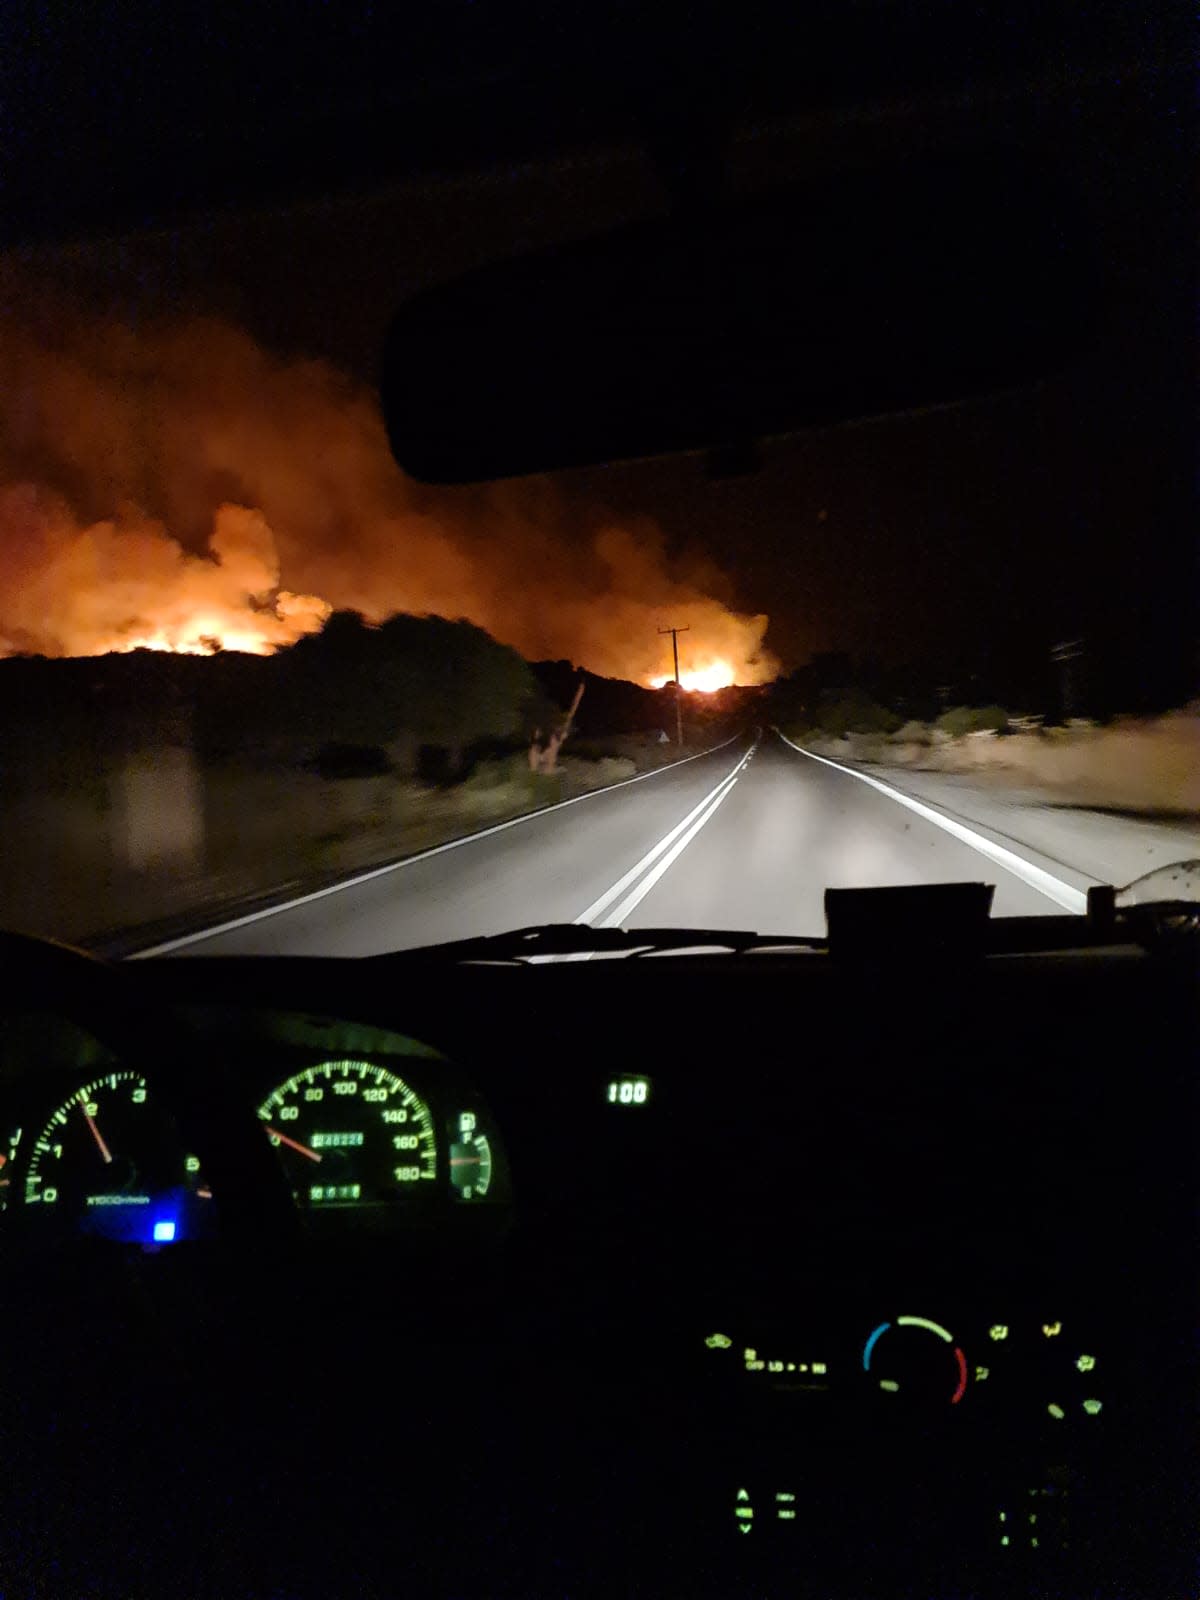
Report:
448,1110,492,1202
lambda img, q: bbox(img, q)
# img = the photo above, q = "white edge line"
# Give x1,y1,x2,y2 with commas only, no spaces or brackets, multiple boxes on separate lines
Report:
129,733,742,957
774,729,1088,914
601,765,743,927
574,744,752,925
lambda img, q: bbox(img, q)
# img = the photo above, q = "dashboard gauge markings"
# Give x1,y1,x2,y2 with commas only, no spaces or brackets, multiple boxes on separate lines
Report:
19,1071,211,1242
257,1061,436,1206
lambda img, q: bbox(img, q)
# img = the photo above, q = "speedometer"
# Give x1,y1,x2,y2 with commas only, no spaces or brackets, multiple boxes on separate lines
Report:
257,1060,436,1207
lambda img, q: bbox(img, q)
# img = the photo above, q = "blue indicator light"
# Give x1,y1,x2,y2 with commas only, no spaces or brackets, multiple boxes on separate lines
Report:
152,1219,177,1243
863,1322,891,1371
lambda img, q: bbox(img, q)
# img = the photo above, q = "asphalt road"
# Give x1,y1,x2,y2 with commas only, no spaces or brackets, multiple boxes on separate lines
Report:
153,729,1103,959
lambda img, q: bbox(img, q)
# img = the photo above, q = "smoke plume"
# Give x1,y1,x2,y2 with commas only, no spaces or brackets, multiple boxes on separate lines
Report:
0,295,775,684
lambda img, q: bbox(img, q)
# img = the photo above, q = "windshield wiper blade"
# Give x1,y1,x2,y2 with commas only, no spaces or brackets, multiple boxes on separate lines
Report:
367,923,822,964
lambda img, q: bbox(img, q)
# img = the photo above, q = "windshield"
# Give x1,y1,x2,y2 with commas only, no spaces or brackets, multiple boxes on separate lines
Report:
1,31,1195,958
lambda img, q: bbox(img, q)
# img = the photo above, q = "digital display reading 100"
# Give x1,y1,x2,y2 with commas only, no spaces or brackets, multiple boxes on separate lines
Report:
606,1076,650,1106
257,1060,436,1206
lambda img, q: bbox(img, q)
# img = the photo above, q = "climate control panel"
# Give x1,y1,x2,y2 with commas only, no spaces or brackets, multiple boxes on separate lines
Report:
702,1309,1106,1424
691,1306,1120,1590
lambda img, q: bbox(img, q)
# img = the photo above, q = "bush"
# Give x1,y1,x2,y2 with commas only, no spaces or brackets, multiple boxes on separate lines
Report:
416,743,459,784
809,690,903,738
460,754,530,792
934,705,1009,738
307,743,392,779
279,610,538,753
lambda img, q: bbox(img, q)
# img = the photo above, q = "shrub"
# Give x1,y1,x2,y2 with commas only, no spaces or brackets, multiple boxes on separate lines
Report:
460,754,530,792
934,705,1009,738
810,690,903,738
893,720,933,745
308,743,392,779
416,743,459,784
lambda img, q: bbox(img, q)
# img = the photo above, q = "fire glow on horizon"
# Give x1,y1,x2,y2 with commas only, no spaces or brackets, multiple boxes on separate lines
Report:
649,660,738,693
0,296,777,685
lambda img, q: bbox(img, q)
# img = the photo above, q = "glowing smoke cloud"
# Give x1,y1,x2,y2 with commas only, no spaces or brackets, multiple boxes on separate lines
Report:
0,294,776,684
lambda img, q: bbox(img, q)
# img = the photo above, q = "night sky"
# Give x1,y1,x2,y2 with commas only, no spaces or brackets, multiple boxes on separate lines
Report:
1,5,1193,701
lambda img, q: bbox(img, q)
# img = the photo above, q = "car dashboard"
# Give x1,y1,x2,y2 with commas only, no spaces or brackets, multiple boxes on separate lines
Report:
0,938,1194,1599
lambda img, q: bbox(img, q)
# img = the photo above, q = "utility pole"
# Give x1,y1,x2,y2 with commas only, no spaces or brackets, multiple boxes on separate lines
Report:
658,624,690,746
1050,638,1084,721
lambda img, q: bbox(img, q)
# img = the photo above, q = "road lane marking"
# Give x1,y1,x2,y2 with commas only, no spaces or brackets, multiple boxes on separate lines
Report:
775,731,1088,914
129,734,741,958
572,748,752,928
577,742,756,927
600,773,742,927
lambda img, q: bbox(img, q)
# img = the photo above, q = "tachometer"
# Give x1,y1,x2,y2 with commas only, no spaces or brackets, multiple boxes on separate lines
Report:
21,1071,211,1243
257,1060,436,1207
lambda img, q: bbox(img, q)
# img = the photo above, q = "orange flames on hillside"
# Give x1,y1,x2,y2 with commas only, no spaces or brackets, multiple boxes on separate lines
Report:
649,660,737,693
0,294,776,685
0,492,330,657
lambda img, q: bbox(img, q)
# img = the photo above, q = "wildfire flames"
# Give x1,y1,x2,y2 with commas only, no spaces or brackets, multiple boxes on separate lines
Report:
0,291,776,686
649,662,737,694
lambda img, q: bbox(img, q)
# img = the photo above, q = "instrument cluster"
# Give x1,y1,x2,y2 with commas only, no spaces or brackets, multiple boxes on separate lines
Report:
0,1009,510,1246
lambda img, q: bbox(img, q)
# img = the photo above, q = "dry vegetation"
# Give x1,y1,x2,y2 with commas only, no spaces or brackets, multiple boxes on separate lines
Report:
0,727,706,947
795,706,1200,816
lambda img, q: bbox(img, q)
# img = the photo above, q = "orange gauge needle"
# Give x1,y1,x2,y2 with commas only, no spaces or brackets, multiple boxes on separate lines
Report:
264,1126,322,1163
449,1156,481,1166
81,1097,113,1163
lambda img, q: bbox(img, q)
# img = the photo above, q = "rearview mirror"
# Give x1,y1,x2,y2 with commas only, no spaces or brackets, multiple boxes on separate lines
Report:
382,150,1097,483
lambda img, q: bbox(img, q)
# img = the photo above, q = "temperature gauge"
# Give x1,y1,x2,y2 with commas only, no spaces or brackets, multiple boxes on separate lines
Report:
863,1315,968,1406
448,1110,492,1202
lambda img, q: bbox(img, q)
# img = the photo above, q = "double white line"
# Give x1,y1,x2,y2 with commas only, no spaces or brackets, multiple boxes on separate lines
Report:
577,740,756,928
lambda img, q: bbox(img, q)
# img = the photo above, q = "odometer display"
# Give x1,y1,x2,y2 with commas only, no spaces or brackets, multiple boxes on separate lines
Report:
258,1060,436,1207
